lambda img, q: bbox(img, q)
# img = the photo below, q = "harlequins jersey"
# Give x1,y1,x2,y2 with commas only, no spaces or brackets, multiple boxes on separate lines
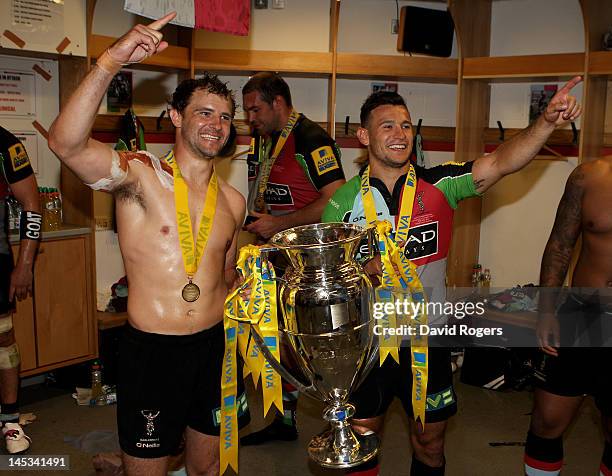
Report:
0,126,35,255
322,161,479,312
247,114,345,214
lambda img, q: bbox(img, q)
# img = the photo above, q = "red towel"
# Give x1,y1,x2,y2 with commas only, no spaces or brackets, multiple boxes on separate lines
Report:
195,0,250,36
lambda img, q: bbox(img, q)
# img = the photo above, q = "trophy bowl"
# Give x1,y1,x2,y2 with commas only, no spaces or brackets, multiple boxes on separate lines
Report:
250,222,380,469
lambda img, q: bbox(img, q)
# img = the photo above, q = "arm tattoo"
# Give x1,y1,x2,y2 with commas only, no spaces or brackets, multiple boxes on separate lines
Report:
540,168,585,288
473,178,486,191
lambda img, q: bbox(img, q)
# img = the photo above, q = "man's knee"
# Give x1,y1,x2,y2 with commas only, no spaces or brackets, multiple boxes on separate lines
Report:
0,331,19,369
185,458,219,476
410,422,447,462
351,416,384,435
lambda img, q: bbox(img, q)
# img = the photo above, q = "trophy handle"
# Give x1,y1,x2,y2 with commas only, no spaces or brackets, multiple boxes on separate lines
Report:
250,326,322,401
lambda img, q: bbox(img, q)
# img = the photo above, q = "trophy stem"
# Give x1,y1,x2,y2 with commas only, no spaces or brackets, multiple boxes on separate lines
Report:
307,403,379,469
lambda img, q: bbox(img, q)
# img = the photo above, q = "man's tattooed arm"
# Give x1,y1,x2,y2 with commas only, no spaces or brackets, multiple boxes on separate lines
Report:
538,166,586,313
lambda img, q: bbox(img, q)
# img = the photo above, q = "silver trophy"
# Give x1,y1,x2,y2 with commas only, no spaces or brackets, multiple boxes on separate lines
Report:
246,223,379,468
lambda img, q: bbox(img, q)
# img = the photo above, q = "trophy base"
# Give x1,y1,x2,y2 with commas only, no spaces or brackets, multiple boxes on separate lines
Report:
307,429,379,469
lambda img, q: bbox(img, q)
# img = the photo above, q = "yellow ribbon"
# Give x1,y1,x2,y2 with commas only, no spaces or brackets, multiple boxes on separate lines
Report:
164,150,217,286
360,164,429,427
253,109,300,212
220,245,283,474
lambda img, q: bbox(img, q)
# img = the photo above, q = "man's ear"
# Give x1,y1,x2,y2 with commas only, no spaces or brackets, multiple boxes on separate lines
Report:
169,108,182,128
272,95,285,111
357,127,370,147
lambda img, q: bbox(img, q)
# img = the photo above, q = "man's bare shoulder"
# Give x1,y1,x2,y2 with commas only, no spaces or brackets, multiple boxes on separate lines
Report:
218,177,246,221
574,156,612,184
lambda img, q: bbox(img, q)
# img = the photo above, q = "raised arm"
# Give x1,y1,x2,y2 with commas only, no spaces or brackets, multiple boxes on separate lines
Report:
536,164,587,355
48,12,176,187
471,76,582,193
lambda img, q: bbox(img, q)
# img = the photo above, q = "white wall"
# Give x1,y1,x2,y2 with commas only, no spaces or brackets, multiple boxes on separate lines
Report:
480,0,584,287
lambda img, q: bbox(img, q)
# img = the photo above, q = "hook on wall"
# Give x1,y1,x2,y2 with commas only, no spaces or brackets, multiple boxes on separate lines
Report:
416,118,423,136
497,120,504,142
157,110,166,131
570,122,578,146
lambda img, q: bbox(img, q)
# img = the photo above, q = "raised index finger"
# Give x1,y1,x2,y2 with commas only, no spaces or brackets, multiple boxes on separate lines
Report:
558,75,582,94
148,11,177,31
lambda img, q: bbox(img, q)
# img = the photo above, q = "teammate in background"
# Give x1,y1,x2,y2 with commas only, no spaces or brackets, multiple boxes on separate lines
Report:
0,125,41,454
322,78,582,475
242,72,345,240
240,72,345,444
526,155,612,476
48,13,248,475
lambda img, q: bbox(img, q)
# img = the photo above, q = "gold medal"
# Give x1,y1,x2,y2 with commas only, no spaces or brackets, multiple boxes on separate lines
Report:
164,150,218,308
182,280,200,302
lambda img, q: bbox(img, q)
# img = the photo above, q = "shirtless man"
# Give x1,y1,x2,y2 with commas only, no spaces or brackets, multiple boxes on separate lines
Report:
48,13,248,476
525,156,612,476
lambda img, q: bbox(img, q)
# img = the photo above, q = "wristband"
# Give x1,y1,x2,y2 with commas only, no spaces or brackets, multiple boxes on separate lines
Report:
95,49,123,75
20,211,42,241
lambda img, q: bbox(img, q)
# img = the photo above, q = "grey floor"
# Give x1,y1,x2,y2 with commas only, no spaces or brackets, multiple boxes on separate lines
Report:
4,375,605,476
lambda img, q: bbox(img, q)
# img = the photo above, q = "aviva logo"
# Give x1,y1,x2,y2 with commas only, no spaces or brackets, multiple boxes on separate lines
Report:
226,327,236,343
223,395,236,412
263,336,277,351
312,146,339,175
412,351,427,367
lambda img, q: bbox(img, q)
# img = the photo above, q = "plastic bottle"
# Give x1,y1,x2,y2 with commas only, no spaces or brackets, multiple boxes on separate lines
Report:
482,268,491,295
471,264,482,289
40,187,50,231
47,189,62,230
90,361,105,406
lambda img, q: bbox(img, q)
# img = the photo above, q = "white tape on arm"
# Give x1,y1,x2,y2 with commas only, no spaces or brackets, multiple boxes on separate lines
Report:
85,150,129,191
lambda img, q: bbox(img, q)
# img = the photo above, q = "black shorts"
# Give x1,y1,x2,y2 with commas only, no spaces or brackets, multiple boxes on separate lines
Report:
351,347,457,423
534,295,612,416
117,323,250,458
0,253,14,316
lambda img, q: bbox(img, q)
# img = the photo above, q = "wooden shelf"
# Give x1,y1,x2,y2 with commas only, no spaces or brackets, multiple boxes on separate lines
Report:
94,114,175,134
89,34,191,70
463,53,585,79
588,50,612,75
194,48,332,75
92,115,599,154
336,54,458,82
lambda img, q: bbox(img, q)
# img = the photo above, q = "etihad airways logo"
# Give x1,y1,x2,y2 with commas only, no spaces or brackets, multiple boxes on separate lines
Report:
403,221,438,260
264,182,294,206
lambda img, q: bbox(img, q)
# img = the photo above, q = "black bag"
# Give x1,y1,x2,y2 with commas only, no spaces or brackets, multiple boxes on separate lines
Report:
460,347,535,391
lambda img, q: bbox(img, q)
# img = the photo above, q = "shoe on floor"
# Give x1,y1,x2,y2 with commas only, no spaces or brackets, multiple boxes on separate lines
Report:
2,422,31,454
240,418,298,446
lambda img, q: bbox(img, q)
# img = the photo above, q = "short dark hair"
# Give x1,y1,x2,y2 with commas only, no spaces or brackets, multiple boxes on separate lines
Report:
170,73,236,116
360,91,408,127
242,72,293,108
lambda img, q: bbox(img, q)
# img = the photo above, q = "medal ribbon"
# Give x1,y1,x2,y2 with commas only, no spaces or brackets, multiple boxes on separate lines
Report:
221,245,283,474
253,109,300,212
360,164,429,427
165,150,218,284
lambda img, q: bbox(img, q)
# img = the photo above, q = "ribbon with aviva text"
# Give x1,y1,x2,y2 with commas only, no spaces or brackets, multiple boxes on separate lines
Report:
220,245,283,475
360,163,429,428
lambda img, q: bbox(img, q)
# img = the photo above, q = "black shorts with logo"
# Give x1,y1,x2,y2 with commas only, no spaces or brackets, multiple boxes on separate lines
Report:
351,346,457,423
0,253,14,315
117,323,250,458
534,294,612,416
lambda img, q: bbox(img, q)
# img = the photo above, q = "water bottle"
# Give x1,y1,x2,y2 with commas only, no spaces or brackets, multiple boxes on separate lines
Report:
90,361,105,406
482,268,491,295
